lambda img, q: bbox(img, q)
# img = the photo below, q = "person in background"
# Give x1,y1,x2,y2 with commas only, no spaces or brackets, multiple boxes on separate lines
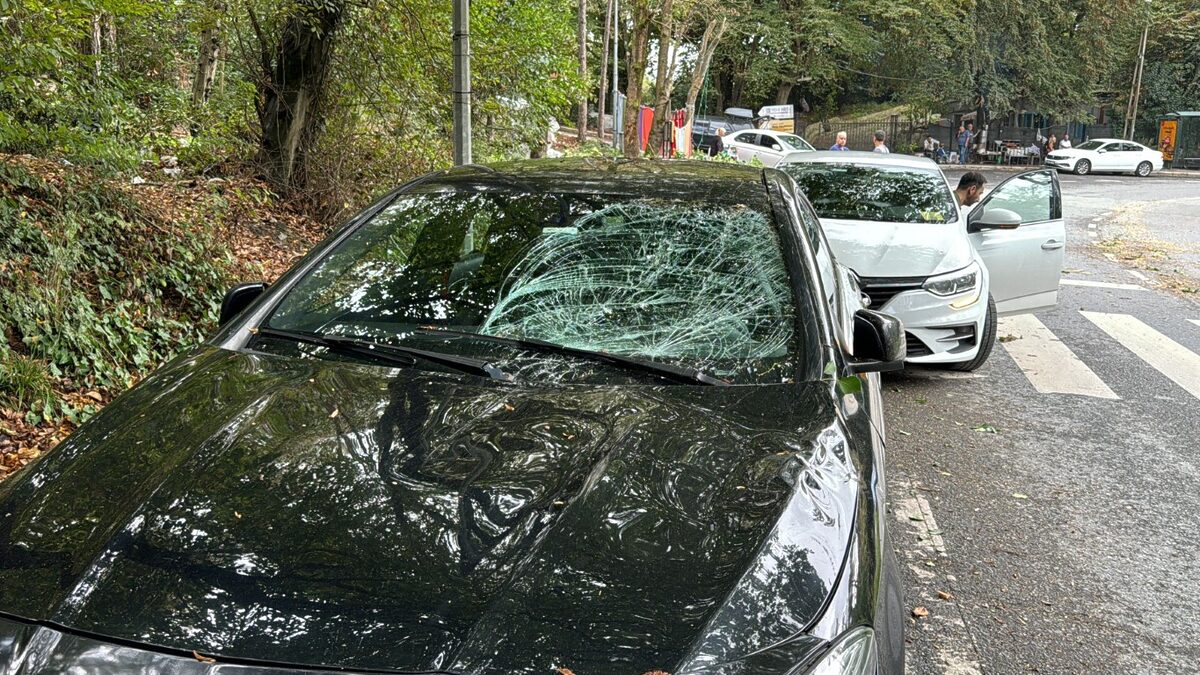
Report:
1044,133,1057,156
829,131,850,151
923,135,936,158
1060,133,1072,149
952,171,987,208
872,130,890,153
957,122,975,164
711,127,726,157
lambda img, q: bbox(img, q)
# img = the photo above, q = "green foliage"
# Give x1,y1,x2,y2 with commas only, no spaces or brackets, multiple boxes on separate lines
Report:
0,349,57,422
0,160,234,422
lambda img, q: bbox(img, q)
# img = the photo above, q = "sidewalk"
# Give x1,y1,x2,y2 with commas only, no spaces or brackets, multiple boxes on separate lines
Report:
941,161,1198,177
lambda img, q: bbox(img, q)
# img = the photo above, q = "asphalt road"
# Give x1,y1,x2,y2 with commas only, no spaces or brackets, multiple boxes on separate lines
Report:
887,169,1200,673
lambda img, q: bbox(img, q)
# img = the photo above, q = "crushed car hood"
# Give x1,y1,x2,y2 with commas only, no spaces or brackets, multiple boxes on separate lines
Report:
820,217,972,278
0,348,858,674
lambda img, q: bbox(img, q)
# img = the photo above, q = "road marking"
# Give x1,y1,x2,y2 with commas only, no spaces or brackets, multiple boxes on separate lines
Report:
998,315,1119,399
1126,269,1149,282
895,490,947,557
1190,319,1200,329
1082,312,1200,401
1061,279,1146,291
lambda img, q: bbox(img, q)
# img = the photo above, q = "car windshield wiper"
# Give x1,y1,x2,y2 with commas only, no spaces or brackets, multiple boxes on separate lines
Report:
403,328,729,386
252,327,514,382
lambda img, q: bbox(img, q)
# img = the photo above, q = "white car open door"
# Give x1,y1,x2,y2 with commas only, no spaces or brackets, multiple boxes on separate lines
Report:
967,169,1065,315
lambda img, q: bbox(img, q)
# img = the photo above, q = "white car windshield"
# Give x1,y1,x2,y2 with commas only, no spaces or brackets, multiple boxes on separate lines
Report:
1074,140,1105,150
780,135,815,151
781,163,958,224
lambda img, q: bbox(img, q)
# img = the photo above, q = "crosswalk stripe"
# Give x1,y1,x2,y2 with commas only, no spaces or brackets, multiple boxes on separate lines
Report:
1082,312,1200,401
998,315,1118,399
1061,279,1146,291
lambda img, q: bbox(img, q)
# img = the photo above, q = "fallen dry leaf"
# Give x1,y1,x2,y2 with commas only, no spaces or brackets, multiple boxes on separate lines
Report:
937,590,954,600
912,606,929,618
193,650,216,664
329,408,339,419
503,403,515,412
556,669,576,675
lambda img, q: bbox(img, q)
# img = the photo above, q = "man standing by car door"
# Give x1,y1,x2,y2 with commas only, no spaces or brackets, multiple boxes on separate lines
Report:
829,131,850,151
953,171,987,207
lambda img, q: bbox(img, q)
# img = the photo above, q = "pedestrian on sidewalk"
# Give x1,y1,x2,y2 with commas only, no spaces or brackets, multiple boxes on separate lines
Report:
1060,133,1072,149
872,130,890,153
829,131,850,151
952,171,987,208
957,122,974,164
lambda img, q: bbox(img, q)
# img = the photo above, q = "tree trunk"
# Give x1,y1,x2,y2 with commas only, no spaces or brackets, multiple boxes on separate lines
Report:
775,82,792,105
683,16,727,129
192,2,223,106
255,1,344,190
90,14,102,80
576,0,588,141
622,0,653,158
597,0,612,137
646,0,674,154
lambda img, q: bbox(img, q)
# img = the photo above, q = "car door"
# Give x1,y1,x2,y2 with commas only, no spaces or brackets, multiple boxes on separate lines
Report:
756,133,786,167
1092,142,1123,171
728,132,759,162
967,169,1064,315
1120,143,1144,171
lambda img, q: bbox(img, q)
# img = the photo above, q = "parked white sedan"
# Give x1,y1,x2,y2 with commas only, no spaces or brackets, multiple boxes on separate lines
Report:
1044,138,1164,176
779,152,1065,371
725,129,815,167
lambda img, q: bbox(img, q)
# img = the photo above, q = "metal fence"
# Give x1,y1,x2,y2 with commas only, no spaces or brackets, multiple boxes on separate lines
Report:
800,118,1126,156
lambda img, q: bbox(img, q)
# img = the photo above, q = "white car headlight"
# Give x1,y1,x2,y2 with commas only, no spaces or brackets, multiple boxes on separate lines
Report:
805,627,878,674
924,262,981,309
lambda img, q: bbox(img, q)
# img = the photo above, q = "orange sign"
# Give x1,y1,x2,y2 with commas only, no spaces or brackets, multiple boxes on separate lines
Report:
1159,120,1178,161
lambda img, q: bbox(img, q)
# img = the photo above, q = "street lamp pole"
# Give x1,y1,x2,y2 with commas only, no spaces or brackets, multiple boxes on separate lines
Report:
453,0,472,165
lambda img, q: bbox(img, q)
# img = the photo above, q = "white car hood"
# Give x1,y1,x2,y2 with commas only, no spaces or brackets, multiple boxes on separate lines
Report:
820,218,974,278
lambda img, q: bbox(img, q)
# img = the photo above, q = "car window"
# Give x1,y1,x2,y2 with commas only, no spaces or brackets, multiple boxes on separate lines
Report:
1100,143,1119,152
779,135,815,151
981,171,1055,224
758,135,780,149
780,162,957,224
1075,140,1105,151
264,190,809,383
1121,143,1141,152
731,132,757,145
781,185,837,308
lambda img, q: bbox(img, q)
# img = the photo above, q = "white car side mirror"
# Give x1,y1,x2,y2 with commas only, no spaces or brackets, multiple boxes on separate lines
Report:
973,207,1022,231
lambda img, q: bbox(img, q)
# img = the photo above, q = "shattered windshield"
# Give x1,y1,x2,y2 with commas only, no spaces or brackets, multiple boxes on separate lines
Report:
780,163,957,224
263,188,809,384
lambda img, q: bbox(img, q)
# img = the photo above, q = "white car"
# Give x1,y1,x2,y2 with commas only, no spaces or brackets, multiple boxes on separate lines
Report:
778,151,1065,370
725,129,815,167
1044,138,1164,176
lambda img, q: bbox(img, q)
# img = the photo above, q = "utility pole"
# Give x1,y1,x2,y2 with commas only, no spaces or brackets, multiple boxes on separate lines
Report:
453,0,472,165
1125,22,1149,141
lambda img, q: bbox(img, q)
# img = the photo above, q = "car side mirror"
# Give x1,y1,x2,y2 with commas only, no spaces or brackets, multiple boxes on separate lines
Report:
968,207,1021,232
1097,149,1107,154
219,282,267,326
845,309,905,374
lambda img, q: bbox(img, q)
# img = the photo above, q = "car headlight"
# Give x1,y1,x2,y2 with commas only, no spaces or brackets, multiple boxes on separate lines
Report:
804,627,878,674
924,262,981,309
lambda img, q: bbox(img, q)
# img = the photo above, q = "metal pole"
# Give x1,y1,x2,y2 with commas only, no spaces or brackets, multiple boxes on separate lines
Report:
611,0,620,149
453,0,472,165
1127,23,1149,141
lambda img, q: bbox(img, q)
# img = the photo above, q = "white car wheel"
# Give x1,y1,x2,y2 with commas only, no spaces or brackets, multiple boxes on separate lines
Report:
1136,161,1152,177
1074,159,1091,176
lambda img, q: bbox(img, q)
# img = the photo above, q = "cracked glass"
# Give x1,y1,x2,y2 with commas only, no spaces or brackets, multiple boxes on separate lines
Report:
263,188,807,383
